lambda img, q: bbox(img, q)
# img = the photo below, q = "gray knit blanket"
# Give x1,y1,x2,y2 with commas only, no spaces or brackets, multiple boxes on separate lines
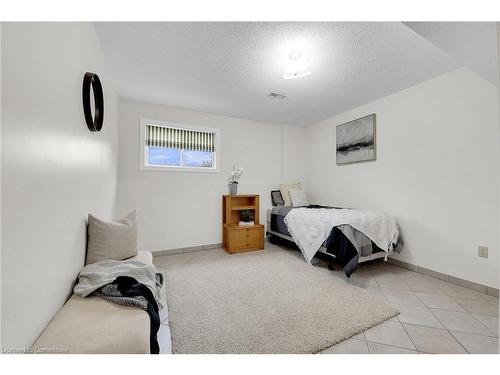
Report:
74,260,165,307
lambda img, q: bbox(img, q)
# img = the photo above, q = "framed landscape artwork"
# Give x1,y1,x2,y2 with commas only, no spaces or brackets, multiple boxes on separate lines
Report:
336,114,376,164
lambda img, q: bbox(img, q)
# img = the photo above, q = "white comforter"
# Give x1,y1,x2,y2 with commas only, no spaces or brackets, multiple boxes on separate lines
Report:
284,207,399,264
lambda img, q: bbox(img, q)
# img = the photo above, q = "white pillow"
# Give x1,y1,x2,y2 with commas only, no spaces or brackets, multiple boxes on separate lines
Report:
279,182,302,207
86,211,138,265
288,189,309,207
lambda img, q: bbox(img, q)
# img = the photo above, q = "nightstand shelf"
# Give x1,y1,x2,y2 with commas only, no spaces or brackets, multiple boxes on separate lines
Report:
231,205,256,210
222,195,264,254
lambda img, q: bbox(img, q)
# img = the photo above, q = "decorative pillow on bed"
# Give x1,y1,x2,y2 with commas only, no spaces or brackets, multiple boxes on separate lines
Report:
86,210,138,265
271,190,285,206
289,188,309,207
279,182,302,206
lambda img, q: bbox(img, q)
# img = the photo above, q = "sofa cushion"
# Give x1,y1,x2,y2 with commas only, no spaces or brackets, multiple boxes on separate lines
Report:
86,211,138,265
32,294,150,353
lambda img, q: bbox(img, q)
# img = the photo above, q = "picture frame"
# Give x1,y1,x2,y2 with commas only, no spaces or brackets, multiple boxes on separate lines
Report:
336,113,376,164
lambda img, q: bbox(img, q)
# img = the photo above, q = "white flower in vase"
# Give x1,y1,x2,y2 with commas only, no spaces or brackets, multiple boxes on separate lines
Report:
230,165,244,184
229,165,243,195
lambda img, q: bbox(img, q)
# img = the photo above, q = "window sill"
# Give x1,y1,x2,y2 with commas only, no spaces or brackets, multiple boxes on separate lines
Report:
140,165,221,174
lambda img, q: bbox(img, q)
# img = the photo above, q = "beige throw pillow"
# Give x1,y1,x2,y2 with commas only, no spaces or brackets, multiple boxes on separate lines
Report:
289,188,309,207
279,182,302,206
86,211,138,265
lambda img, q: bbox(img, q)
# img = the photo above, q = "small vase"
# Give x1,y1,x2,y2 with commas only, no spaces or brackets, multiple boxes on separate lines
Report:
229,183,238,195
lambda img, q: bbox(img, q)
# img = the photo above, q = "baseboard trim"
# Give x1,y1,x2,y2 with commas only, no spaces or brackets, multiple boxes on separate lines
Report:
152,243,223,257
387,258,499,297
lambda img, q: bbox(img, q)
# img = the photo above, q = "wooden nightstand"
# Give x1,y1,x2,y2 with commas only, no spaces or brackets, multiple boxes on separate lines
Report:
222,195,265,254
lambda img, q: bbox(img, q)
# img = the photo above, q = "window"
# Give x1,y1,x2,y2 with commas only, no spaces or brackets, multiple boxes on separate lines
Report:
140,119,219,172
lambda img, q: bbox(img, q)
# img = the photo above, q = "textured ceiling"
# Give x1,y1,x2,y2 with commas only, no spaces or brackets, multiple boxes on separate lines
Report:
404,22,497,85
95,22,462,126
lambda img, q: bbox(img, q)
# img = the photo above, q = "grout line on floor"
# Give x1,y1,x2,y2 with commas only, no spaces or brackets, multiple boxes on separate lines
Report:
449,293,500,309
365,339,418,353
468,314,498,337
400,321,445,331
398,321,419,352
420,306,498,336
419,305,463,313
350,332,366,342
448,328,499,340
415,294,471,354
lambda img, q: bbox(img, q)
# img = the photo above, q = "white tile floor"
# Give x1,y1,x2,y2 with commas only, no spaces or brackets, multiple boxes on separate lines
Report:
155,244,499,354
316,253,499,354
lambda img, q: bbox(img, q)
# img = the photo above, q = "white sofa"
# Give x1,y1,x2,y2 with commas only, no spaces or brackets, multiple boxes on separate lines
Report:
32,251,161,354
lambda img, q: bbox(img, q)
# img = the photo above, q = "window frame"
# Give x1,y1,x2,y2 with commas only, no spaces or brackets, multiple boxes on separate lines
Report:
140,119,220,173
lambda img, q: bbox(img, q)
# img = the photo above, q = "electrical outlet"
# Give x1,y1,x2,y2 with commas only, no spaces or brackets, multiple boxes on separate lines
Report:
478,246,488,258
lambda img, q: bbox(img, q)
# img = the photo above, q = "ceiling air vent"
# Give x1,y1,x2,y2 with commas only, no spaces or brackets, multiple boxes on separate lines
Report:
266,92,287,100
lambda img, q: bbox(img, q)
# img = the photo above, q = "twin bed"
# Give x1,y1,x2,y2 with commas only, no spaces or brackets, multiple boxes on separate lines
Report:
266,198,403,277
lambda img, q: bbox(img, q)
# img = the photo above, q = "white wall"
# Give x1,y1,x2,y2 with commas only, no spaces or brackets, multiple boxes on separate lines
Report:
0,22,3,348
305,67,499,288
496,22,500,347
116,98,305,252
282,124,308,186
1,23,119,348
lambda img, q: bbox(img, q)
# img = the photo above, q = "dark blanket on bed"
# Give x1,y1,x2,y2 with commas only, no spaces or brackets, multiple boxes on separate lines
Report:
269,205,384,277
323,227,384,277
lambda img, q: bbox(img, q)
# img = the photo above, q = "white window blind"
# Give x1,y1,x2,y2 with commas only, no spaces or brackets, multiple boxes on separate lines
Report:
145,124,215,152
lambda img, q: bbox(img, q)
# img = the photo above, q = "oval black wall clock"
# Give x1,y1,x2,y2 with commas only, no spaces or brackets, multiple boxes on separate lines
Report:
82,72,104,132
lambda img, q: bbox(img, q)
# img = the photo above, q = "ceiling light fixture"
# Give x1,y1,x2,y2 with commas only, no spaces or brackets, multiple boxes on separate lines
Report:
283,50,311,80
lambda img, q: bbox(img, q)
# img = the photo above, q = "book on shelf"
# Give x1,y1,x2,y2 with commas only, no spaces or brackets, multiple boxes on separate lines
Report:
239,221,254,227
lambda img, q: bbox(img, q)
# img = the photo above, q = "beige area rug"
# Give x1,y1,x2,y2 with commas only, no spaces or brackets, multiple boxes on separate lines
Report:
157,245,398,354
